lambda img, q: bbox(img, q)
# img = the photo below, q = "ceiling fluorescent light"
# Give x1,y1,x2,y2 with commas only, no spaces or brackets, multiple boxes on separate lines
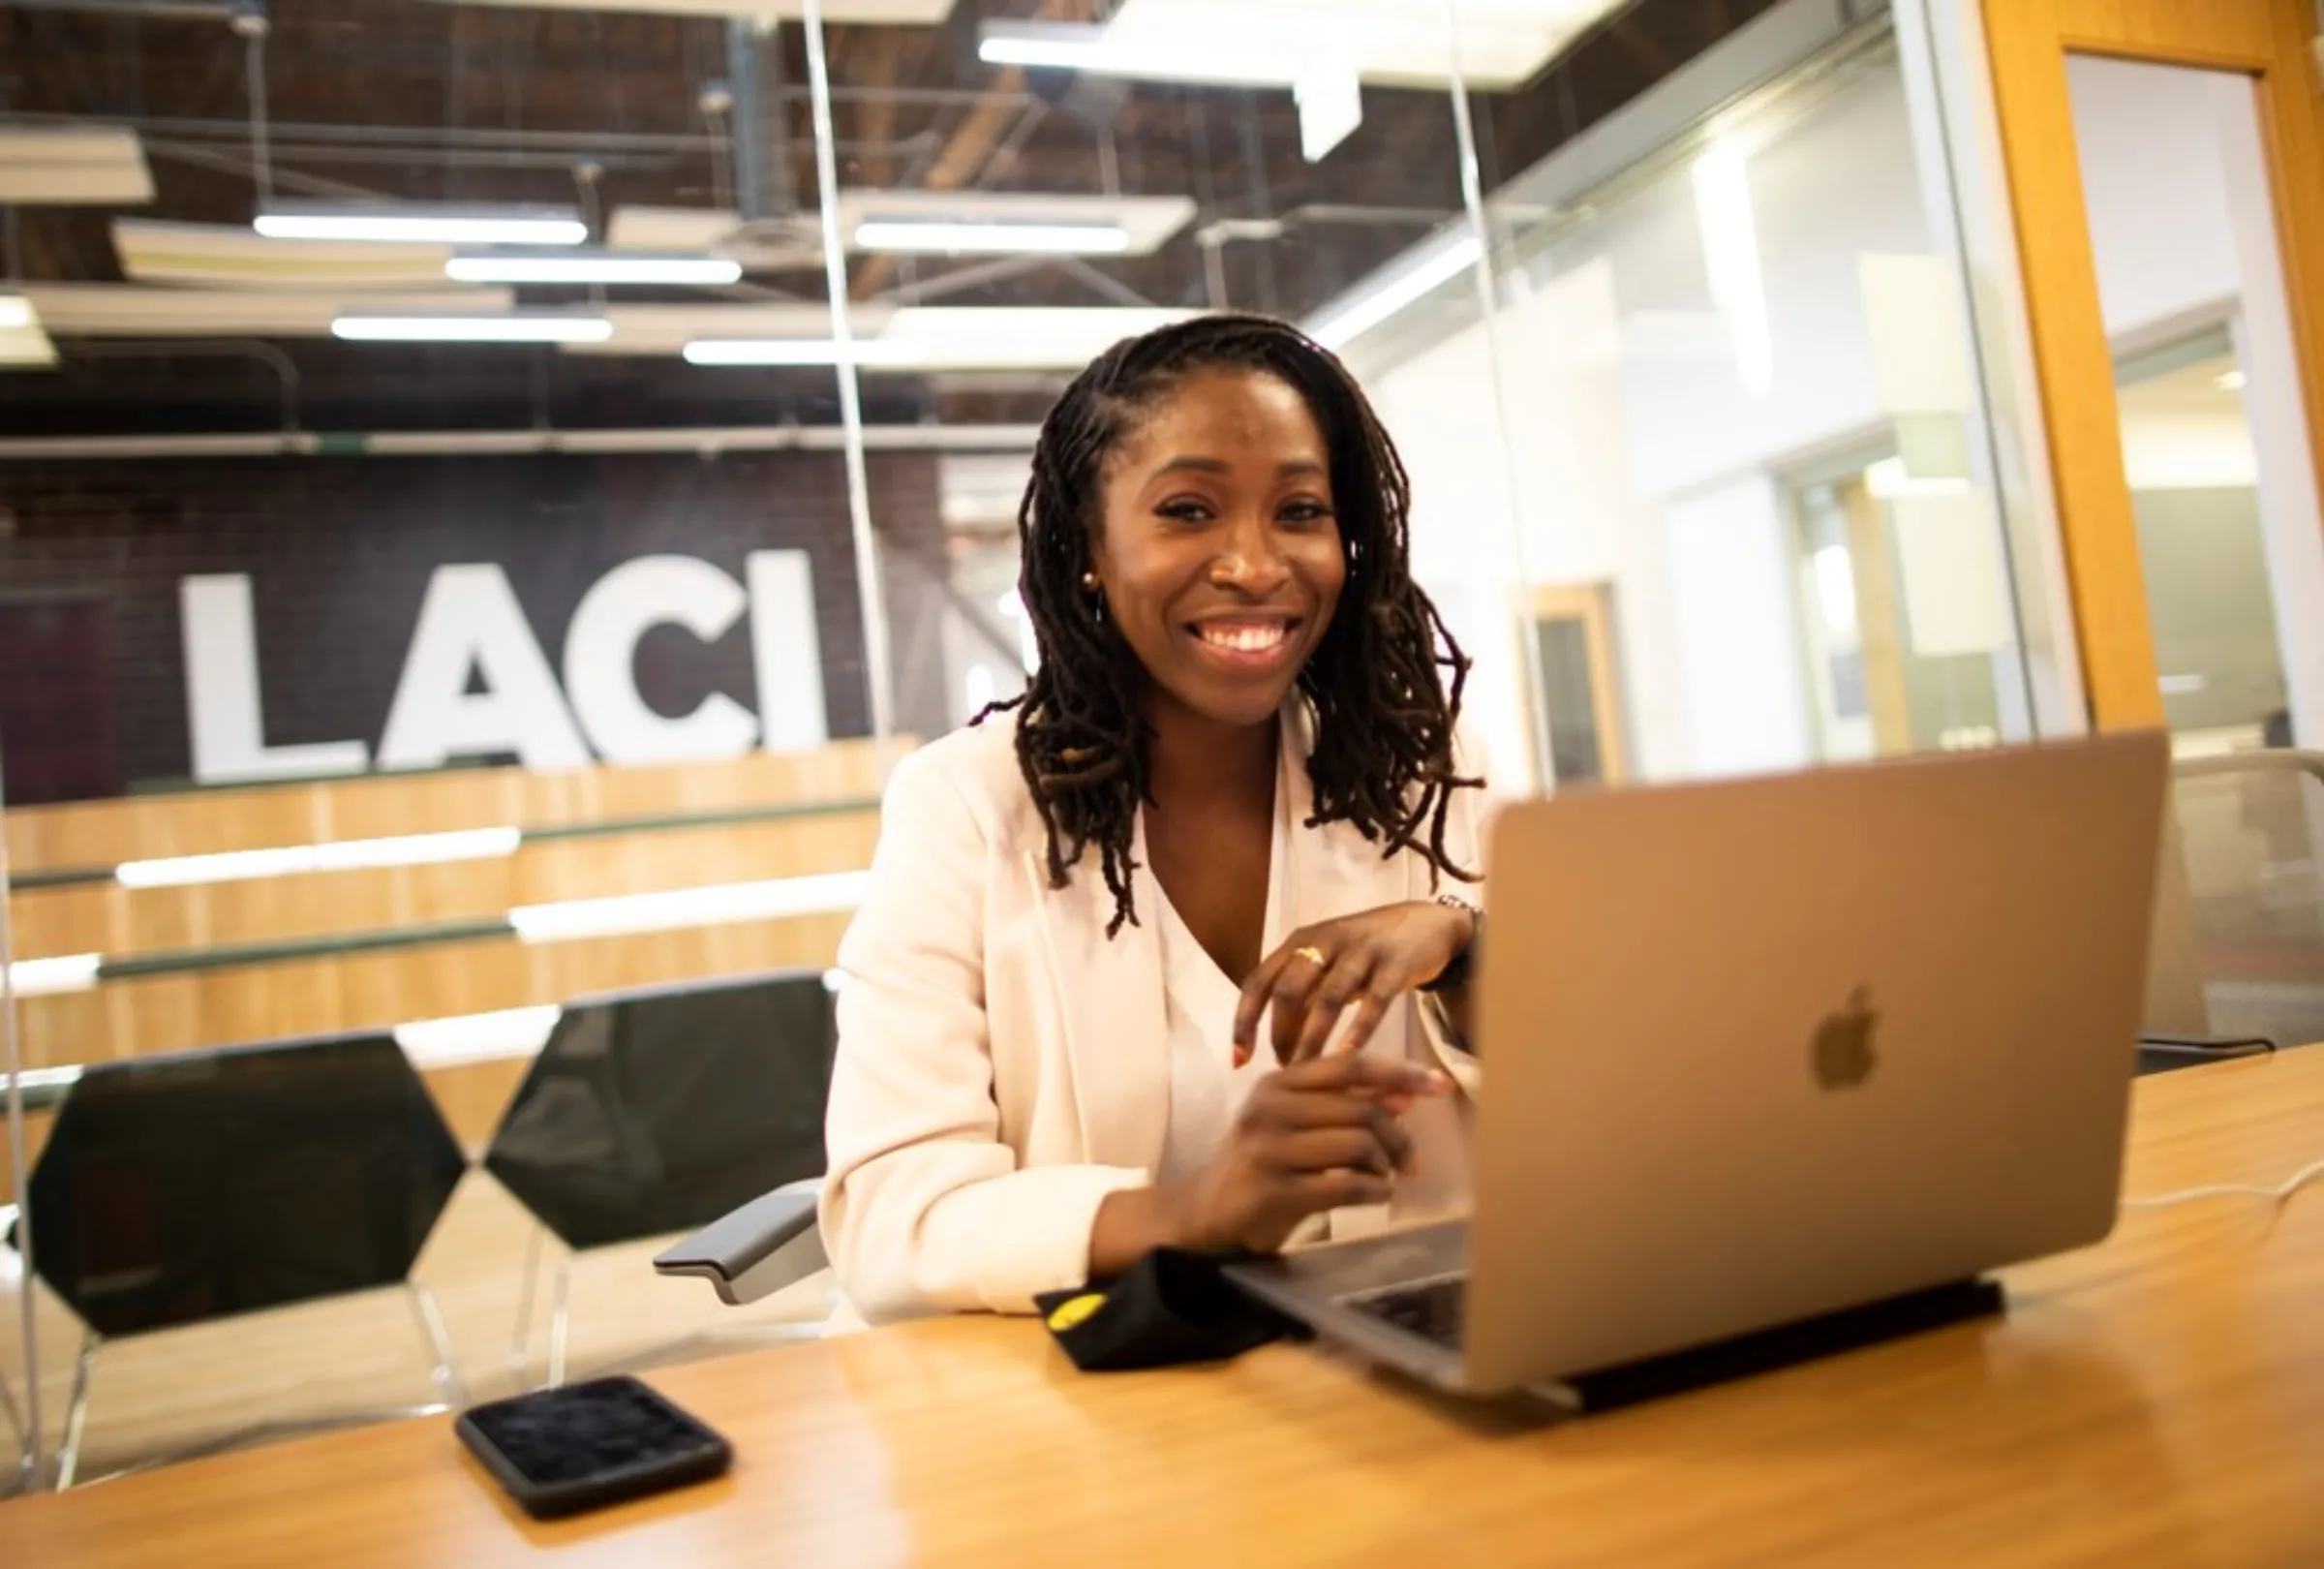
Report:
258,203,588,247
508,871,872,944
393,1004,563,1069
446,250,742,286
7,953,102,999
333,314,613,344
683,338,926,367
978,20,1300,87
116,826,522,889
1305,231,1482,349
0,295,32,329
852,220,1130,256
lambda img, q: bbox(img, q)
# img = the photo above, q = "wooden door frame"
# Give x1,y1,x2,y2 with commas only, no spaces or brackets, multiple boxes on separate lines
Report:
1982,0,2324,728
1528,583,1629,787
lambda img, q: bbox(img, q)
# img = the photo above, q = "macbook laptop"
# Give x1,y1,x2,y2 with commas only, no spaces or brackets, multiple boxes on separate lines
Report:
1225,732,2170,1398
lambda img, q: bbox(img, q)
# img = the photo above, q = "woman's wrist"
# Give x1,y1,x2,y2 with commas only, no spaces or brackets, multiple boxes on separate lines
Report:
1089,1183,1191,1279
1421,896,1482,994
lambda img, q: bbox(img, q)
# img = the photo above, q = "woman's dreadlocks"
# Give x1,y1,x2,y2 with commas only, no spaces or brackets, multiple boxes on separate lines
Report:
978,313,1480,935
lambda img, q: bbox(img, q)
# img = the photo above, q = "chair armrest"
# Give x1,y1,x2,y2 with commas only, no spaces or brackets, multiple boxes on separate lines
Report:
654,1176,828,1308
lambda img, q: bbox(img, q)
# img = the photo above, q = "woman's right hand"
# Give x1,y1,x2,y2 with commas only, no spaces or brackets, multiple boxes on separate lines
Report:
1088,1055,1451,1276
1163,1055,1451,1255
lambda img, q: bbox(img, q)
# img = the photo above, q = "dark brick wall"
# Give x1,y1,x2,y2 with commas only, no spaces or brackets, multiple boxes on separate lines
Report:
0,449,950,803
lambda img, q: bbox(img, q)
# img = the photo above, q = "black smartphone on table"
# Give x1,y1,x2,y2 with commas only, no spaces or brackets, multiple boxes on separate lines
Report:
456,1375,732,1520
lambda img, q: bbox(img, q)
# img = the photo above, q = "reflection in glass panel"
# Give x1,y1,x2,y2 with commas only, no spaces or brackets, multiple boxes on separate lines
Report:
1345,24,2030,783
2115,333,2290,751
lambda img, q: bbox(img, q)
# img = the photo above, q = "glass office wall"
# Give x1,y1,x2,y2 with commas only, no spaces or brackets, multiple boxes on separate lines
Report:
1,742,34,1499
0,0,2051,1491
1333,8,2034,786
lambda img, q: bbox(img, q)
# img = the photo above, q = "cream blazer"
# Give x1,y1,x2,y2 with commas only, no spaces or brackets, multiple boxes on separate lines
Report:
819,703,1487,1326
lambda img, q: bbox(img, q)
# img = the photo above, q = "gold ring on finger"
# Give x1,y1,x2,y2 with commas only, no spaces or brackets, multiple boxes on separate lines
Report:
1294,945,1328,968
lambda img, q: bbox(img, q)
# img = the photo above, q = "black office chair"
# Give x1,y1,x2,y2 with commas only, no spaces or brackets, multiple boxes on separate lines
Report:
12,1032,469,1487
485,969,838,1384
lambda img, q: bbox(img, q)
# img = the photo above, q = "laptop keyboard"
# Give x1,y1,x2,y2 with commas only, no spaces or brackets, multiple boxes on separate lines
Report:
1347,1277,1468,1349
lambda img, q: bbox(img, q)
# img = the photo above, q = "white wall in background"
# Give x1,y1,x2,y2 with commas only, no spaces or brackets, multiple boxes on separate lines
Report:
1369,45,2321,778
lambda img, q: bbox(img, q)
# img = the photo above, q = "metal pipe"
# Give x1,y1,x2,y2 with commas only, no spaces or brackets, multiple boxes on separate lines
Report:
803,0,896,742
0,422,1043,462
64,338,301,433
7,0,240,18
725,18,769,223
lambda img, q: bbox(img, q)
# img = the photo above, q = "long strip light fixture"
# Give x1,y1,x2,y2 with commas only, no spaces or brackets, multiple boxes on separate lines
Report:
0,295,31,328
332,313,613,344
445,249,742,286
256,202,588,246
6,953,102,1000
508,871,872,944
393,1004,565,1068
852,220,1130,256
683,338,928,367
1305,231,1482,349
116,826,522,890
977,20,1301,87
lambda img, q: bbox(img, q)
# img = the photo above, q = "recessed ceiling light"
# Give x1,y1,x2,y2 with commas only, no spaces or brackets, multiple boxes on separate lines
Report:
332,313,613,344
259,202,589,246
445,249,742,285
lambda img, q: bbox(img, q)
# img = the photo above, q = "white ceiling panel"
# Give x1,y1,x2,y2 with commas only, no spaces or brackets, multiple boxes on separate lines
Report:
113,220,459,292
428,0,953,20
610,190,1196,258
1096,0,1627,90
0,126,154,205
560,301,893,354
22,285,516,337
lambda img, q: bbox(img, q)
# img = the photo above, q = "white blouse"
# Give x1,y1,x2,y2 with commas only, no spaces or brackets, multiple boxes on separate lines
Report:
1147,778,1290,1189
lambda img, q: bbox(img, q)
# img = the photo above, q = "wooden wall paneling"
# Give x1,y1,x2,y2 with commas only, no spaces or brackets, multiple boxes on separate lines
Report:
4,737,910,877
8,811,882,962
421,1055,534,1157
11,912,853,1071
0,1105,57,1206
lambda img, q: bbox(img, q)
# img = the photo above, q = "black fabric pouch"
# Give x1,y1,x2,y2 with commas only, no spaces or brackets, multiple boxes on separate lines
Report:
1034,1248,1303,1370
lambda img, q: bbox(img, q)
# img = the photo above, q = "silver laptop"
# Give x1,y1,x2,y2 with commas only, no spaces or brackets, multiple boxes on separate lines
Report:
1225,733,2170,1398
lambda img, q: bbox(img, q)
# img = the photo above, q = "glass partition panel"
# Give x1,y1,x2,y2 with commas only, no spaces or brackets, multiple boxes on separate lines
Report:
1344,17,2035,784
0,0,881,1488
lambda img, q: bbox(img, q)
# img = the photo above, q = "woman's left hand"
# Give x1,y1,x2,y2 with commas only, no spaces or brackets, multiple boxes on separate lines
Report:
1234,901,1477,1067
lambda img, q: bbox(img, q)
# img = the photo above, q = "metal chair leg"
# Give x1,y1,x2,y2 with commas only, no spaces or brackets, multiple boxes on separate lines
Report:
0,1356,23,1446
548,1256,572,1390
56,1331,98,1491
406,1283,469,1412
506,1221,545,1390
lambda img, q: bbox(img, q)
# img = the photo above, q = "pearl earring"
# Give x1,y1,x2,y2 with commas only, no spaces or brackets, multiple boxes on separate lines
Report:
1081,572,1100,591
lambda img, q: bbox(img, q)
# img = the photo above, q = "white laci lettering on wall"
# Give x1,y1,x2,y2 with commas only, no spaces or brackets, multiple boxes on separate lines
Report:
179,551,829,785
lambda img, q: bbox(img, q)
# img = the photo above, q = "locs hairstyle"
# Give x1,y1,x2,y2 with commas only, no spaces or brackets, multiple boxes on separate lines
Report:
978,313,1481,935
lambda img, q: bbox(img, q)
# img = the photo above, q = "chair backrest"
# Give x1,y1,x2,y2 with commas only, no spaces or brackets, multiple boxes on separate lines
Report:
482,969,836,1251
2148,750,2324,1046
15,1033,467,1338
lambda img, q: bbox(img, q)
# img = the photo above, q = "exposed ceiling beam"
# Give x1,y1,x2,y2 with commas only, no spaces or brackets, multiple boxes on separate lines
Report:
848,0,1091,301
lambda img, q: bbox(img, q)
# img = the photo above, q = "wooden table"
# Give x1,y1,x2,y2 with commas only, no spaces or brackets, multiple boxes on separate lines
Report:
9,1049,2324,1569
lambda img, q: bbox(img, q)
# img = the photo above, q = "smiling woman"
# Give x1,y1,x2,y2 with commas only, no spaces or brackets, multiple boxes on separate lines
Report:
818,315,1491,1324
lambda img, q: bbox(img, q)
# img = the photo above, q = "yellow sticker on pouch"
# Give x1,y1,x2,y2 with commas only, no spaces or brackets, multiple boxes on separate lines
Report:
1046,1293,1107,1334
